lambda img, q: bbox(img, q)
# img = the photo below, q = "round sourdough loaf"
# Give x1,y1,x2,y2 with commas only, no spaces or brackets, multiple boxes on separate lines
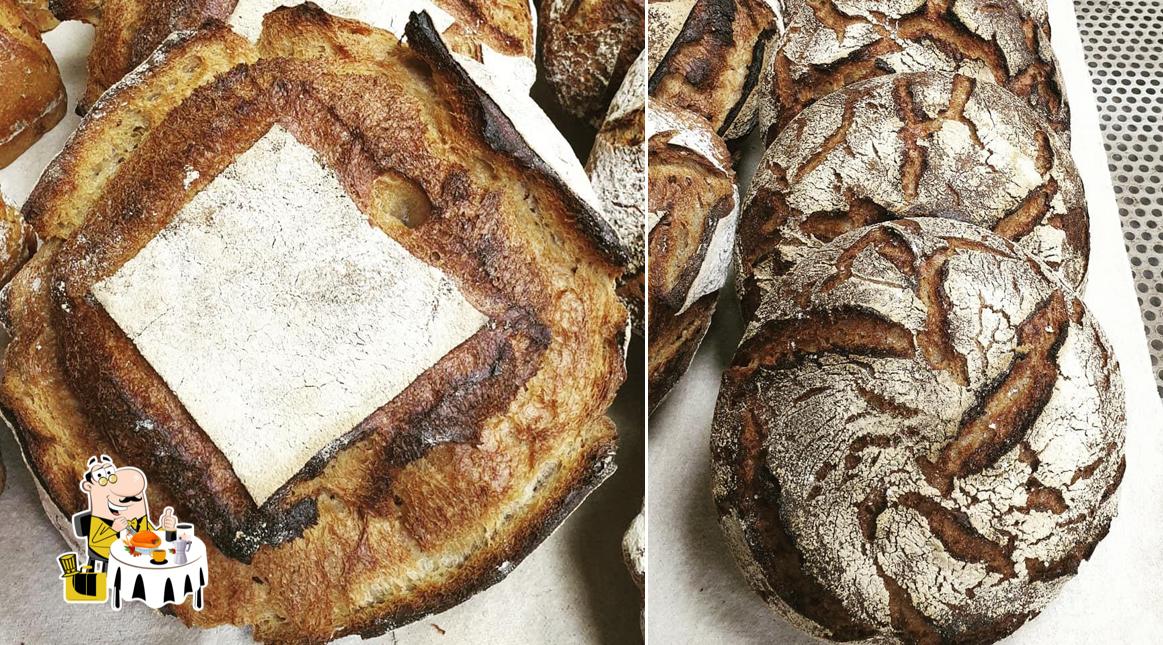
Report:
588,50,647,326
760,0,1070,143
539,0,645,126
648,0,781,140
2,8,627,642
737,71,1090,318
0,0,64,167
49,0,539,113
713,217,1125,644
647,99,737,409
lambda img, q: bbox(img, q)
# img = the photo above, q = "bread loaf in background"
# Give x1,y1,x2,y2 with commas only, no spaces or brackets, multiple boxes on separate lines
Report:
539,0,645,126
16,0,54,30
759,0,1070,144
714,217,1125,644
737,71,1090,318
648,0,781,141
647,99,737,409
49,0,538,113
0,0,64,167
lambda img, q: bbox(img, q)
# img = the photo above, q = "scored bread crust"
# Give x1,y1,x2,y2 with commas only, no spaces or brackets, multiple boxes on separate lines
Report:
648,0,780,140
50,0,538,113
0,0,65,168
759,0,1070,144
713,218,1125,644
2,8,626,642
539,0,645,126
737,71,1090,319
647,99,737,410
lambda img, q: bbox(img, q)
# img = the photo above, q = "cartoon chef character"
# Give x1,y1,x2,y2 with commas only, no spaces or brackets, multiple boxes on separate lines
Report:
72,455,177,567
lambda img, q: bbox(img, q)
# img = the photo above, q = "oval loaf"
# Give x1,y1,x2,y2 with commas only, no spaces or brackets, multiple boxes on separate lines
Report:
713,217,1125,644
0,0,65,167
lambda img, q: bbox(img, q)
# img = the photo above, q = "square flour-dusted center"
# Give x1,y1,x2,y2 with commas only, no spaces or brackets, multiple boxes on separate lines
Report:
92,125,487,505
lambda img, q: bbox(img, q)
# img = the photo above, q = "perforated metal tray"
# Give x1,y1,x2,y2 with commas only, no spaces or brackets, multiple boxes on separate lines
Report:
1075,0,1163,396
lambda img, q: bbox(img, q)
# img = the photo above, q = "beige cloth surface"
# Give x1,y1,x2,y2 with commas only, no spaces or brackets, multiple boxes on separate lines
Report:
648,2,1163,643
0,20,644,645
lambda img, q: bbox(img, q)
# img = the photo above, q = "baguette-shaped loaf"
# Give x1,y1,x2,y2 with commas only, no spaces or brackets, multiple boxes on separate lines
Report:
539,0,645,126
760,0,1069,143
2,8,627,641
0,0,64,167
647,99,737,409
713,218,1125,644
648,0,780,140
737,71,1089,318
51,0,538,113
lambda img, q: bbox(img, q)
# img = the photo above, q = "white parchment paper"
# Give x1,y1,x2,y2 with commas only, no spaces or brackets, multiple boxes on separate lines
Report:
0,21,644,645
648,3,1163,643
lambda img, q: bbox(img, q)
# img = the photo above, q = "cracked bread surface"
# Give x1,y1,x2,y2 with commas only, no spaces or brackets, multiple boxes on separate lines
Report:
648,0,780,140
50,0,537,113
759,0,1069,144
2,8,626,642
647,99,737,409
712,218,1125,644
0,0,65,168
539,0,645,126
737,71,1089,318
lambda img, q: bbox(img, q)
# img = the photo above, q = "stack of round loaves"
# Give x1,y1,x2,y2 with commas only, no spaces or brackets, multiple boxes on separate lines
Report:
712,1,1127,643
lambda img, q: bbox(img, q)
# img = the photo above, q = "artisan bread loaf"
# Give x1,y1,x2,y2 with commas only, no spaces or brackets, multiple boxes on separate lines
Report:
737,71,1090,318
0,194,32,288
713,217,1125,644
2,8,626,641
539,0,645,126
760,0,1070,143
0,0,64,167
647,99,737,409
50,0,538,113
648,0,780,140
16,0,55,30
588,50,647,324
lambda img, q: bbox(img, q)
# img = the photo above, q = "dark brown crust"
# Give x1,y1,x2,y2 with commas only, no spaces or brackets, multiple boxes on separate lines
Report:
539,0,645,125
649,0,778,139
2,10,626,642
762,0,1070,143
0,0,65,167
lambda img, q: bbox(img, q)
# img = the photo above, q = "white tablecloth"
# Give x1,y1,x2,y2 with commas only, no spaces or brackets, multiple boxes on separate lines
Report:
108,537,208,611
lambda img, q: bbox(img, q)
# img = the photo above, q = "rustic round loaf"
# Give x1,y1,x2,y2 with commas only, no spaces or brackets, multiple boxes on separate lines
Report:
50,0,539,113
0,0,64,167
588,50,648,325
648,0,781,140
539,0,645,126
647,99,738,409
760,0,1069,143
737,71,1089,318
713,217,1125,644
3,9,626,642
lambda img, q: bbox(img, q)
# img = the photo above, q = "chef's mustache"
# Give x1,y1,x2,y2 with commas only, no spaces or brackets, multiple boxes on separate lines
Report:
117,495,142,503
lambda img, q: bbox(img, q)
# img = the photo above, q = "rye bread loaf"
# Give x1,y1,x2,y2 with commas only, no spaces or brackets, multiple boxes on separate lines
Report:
0,0,64,167
2,8,627,641
713,217,1125,644
648,0,780,140
737,71,1089,318
760,0,1070,144
539,0,645,126
647,99,737,410
588,50,647,325
50,0,538,113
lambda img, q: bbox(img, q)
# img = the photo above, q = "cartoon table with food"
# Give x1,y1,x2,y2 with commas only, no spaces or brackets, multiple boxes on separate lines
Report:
58,455,207,610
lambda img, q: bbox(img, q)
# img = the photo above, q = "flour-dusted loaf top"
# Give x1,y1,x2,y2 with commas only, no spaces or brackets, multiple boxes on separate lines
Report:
0,0,65,168
1,9,627,642
737,71,1089,318
647,98,737,409
648,0,780,140
51,0,538,113
759,0,1069,143
539,0,645,126
713,218,1125,644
